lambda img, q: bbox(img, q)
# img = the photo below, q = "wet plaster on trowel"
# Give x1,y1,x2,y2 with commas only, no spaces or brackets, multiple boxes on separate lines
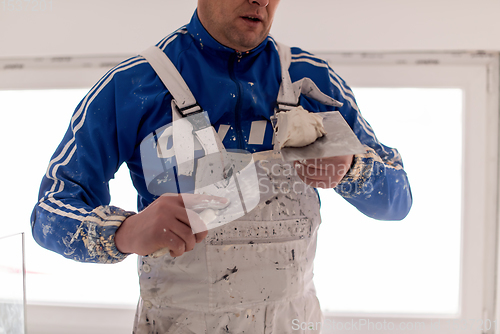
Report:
275,106,326,148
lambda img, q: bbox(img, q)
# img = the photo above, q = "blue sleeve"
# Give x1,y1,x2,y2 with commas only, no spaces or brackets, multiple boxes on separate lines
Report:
328,67,413,221
30,56,164,263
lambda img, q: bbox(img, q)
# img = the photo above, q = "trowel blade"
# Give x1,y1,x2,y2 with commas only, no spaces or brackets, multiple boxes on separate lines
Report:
193,150,261,229
279,111,366,161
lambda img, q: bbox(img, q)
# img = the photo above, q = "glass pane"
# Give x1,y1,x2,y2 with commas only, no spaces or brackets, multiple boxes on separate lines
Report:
0,87,463,313
0,89,139,306
0,233,26,334
315,88,462,315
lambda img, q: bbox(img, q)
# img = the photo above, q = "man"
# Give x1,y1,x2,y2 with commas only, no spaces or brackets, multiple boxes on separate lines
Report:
31,0,412,332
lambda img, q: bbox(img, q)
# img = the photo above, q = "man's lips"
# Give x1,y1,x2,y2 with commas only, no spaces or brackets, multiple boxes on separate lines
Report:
241,14,263,22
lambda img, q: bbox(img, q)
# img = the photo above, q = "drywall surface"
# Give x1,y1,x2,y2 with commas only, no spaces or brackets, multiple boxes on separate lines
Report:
1,0,500,58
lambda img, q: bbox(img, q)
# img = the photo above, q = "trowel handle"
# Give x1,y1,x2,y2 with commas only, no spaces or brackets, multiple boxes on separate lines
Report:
149,247,170,258
148,208,217,258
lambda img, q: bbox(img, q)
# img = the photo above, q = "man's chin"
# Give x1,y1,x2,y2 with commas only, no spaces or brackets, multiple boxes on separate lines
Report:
235,34,266,51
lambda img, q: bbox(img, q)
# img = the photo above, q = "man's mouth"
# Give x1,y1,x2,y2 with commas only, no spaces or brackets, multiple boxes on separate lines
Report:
242,16,262,22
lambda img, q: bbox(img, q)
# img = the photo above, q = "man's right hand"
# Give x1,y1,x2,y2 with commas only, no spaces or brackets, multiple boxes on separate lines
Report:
114,194,229,257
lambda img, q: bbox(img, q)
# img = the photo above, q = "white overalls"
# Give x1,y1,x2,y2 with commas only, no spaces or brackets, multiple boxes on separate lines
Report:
134,44,325,334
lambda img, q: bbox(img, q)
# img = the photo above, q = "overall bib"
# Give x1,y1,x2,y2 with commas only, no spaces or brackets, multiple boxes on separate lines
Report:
134,44,324,334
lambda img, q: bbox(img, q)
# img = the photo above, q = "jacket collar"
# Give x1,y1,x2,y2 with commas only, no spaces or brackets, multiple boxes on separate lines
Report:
187,9,270,60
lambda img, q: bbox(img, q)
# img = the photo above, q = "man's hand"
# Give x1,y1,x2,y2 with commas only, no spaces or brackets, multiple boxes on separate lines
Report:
115,194,229,257
294,155,354,189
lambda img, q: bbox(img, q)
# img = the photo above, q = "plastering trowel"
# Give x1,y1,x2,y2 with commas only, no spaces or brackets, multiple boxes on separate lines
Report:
272,110,367,161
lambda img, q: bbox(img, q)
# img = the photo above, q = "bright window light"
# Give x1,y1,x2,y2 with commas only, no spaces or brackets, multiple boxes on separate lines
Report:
315,88,463,315
0,89,139,307
0,87,464,313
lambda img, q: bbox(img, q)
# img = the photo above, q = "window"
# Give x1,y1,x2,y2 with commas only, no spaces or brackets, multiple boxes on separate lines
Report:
0,52,497,334
0,88,139,307
0,55,140,333
313,52,499,334
316,87,462,315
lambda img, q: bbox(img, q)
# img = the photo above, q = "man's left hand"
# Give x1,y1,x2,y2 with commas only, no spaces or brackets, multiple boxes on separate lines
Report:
294,155,354,189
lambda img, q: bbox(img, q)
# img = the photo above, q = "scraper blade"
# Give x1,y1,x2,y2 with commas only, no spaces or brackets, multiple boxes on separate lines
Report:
277,111,366,161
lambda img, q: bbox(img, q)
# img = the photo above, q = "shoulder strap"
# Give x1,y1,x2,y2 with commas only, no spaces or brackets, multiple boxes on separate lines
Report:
140,46,201,116
140,46,199,176
274,42,343,111
275,42,299,111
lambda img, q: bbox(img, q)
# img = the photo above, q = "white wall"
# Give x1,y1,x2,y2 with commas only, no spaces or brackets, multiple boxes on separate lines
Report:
1,0,500,59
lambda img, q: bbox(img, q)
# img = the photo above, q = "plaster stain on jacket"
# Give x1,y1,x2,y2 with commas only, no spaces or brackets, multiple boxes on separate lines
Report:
42,223,53,237
337,147,386,198
64,206,131,264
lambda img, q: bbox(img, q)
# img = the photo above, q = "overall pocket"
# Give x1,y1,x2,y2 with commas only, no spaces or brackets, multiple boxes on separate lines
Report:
205,218,315,312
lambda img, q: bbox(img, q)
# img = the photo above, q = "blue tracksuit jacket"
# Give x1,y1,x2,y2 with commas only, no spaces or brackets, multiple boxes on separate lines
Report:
31,11,412,264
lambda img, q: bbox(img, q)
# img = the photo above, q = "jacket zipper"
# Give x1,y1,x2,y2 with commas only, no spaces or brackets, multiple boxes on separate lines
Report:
228,51,245,150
